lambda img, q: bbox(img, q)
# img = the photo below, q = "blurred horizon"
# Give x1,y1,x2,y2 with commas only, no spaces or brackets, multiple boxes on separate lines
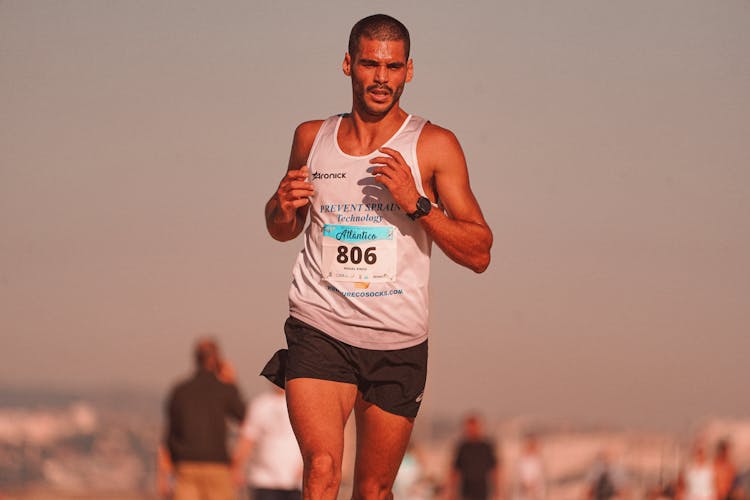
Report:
2,0,749,435
3,385,750,498
0,376,741,435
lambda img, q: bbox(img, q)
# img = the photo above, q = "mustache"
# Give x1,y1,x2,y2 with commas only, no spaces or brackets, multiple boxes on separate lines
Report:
366,84,393,94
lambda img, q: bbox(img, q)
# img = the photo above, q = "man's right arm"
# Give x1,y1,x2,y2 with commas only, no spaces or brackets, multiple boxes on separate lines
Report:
265,120,323,241
157,394,174,498
156,443,174,498
231,429,254,486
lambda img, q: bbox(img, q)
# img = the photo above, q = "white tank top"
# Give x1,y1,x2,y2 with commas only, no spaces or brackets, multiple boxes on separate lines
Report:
684,463,716,500
288,114,432,349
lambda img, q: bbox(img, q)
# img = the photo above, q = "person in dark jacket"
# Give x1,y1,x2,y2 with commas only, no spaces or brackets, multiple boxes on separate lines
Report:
449,413,502,500
157,338,246,500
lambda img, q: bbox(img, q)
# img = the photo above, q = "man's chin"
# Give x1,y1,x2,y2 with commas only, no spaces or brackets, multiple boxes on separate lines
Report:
363,100,396,118
353,93,398,118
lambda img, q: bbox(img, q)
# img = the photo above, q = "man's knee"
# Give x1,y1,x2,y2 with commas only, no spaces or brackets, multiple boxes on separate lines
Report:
305,452,341,487
352,477,394,500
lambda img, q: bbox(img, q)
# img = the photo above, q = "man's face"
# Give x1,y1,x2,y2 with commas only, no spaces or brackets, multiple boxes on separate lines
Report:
464,417,482,440
343,36,413,117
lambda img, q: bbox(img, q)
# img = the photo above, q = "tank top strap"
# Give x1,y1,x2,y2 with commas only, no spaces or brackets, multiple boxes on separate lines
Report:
306,115,340,164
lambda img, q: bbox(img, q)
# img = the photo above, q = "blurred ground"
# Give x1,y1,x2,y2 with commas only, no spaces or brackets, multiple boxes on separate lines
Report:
1,490,156,500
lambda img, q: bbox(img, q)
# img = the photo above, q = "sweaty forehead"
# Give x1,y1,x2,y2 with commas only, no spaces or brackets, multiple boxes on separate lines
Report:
355,37,408,62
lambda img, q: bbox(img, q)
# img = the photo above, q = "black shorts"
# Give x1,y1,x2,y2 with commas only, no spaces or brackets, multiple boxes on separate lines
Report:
261,316,428,418
251,488,301,500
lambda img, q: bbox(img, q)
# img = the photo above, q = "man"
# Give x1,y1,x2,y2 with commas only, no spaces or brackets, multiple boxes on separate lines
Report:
513,434,546,500
157,338,246,500
232,384,303,500
713,439,737,500
585,450,628,500
263,14,492,500
449,414,501,500
676,443,715,500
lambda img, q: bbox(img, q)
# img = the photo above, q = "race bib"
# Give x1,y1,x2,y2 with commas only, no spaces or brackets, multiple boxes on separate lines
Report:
321,224,397,283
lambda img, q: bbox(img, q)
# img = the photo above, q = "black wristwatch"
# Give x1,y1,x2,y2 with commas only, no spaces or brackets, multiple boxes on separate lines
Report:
407,196,432,220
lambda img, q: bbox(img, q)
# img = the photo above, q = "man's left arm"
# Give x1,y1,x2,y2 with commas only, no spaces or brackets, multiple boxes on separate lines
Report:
231,435,254,486
226,384,246,423
371,124,492,273
491,463,504,500
218,360,247,423
490,442,503,500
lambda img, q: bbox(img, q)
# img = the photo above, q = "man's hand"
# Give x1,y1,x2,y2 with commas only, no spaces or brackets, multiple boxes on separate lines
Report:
156,444,174,499
157,474,173,499
216,360,237,384
370,147,422,214
273,165,314,223
232,436,254,489
231,462,247,487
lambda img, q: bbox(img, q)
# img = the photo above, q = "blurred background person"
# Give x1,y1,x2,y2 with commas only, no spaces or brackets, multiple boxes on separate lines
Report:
733,467,750,500
713,439,737,500
513,434,546,500
447,413,502,500
676,443,715,500
157,338,246,500
393,441,433,499
585,450,628,500
232,384,302,500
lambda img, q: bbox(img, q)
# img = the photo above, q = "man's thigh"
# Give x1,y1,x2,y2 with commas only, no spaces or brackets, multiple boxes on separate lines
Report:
173,479,200,500
352,393,415,496
285,377,357,459
279,316,423,481
173,464,202,500
182,463,234,500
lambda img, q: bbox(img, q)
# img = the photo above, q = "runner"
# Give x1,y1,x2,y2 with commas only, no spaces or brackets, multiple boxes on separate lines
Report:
263,14,492,499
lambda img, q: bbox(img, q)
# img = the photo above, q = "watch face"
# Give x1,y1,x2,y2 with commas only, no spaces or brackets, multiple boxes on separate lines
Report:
417,196,432,214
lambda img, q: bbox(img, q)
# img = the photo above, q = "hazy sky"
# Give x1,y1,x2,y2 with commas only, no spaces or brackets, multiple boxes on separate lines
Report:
2,0,749,429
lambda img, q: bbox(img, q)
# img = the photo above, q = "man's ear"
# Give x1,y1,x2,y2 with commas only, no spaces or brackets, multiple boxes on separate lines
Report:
343,52,352,76
406,58,414,83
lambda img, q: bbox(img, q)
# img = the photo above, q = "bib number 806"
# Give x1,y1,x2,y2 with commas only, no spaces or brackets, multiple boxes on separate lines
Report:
337,246,377,265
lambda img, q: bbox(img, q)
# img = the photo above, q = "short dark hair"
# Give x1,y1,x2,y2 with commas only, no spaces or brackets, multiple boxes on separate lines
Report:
348,14,410,60
194,338,219,369
716,439,730,455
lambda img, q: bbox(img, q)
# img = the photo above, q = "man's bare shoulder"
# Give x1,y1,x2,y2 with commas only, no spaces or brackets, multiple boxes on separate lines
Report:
288,120,325,169
418,122,465,171
294,120,325,144
419,121,463,151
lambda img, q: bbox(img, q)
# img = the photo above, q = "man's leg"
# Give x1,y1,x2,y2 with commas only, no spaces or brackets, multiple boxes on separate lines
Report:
172,463,201,500
351,394,414,500
199,463,235,500
286,377,358,500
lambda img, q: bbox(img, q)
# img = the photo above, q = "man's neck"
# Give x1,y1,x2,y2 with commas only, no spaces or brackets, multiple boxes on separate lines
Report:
340,106,408,156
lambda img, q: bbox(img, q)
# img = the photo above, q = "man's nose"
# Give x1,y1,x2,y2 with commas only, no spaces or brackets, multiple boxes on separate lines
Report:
374,65,388,83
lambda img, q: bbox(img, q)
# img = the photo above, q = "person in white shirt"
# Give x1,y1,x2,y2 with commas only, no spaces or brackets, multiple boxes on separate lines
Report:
677,444,716,500
514,434,546,500
232,386,303,500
